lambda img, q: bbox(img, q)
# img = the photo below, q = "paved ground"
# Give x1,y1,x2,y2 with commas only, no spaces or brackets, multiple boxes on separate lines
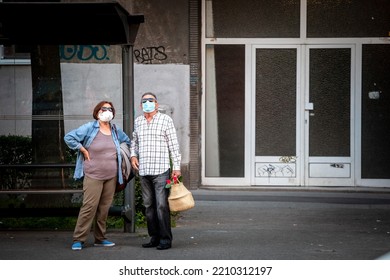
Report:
1,187,390,260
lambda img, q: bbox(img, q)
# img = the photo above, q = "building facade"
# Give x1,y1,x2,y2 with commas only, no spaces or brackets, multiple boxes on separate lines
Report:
199,0,390,189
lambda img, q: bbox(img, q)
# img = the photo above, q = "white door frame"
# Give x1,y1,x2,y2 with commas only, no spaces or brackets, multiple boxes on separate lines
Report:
251,44,355,186
251,45,303,186
303,44,355,186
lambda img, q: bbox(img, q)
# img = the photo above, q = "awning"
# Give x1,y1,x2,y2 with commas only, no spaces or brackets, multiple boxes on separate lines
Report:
0,2,144,45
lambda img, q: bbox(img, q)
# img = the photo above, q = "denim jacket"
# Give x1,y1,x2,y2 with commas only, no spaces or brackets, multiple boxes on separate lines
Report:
64,120,131,184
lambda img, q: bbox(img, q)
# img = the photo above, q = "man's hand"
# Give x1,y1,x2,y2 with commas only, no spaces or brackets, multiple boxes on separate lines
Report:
131,156,139,171
172,170,181,179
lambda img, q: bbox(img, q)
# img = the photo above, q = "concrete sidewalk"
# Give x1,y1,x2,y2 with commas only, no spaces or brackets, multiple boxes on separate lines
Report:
1,188,390,260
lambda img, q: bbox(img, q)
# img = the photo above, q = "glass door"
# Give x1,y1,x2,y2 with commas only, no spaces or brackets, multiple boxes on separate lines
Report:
252,46,301,185
304,45,354,186
252,45,354,186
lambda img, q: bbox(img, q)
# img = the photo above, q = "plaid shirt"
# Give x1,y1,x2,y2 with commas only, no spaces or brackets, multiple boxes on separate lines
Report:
130,112,181,176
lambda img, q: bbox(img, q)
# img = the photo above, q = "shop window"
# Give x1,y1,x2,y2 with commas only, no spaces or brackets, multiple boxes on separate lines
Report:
2,45,30,59
0,44,124,190
361,44,390,178
255,48,297,157
307,0,390,38
205,44,245,177
0,45,31,64
206,0,300,38
308,48,351,157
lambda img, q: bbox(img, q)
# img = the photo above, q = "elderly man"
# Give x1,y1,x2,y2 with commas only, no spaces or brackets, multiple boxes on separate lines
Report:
130,92,181,250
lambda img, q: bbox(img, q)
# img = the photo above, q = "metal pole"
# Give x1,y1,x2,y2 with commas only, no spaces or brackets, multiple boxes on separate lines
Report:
122,44,135,233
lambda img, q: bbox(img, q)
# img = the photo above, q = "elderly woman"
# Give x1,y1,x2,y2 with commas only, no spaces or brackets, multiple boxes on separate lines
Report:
64,101,130,251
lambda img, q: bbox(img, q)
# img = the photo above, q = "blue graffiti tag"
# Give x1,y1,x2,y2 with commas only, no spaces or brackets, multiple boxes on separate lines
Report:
60,45,109,61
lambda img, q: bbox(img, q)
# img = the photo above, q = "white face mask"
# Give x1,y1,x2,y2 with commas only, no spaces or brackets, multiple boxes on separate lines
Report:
142,100,156,113
98,111,113,122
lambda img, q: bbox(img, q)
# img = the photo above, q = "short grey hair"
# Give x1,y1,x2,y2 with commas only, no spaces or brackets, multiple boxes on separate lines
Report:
141,92,157,102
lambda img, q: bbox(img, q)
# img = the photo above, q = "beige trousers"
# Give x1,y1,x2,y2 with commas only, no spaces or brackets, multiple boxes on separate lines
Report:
73,176,116,243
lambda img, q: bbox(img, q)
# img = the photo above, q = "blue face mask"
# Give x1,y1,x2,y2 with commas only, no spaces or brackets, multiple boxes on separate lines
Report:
142,101,156,113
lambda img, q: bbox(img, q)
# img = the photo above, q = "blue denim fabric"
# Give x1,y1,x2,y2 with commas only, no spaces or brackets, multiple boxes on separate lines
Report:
140,169,172,244
64,120,130,184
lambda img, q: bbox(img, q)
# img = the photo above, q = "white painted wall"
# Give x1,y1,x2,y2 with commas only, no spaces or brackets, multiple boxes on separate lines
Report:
134,64,190,164
61,63,123,131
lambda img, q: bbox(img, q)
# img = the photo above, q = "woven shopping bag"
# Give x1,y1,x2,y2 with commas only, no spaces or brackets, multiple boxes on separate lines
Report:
167,177,195,212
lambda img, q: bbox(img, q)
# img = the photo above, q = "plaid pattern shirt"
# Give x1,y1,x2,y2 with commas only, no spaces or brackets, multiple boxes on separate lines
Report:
130,112,181,176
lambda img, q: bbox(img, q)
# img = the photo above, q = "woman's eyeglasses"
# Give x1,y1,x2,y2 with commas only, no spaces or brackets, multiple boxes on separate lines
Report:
101,107,113,112
142,98,156,103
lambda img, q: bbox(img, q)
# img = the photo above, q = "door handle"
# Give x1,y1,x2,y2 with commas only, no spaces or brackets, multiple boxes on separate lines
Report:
305,103,314,111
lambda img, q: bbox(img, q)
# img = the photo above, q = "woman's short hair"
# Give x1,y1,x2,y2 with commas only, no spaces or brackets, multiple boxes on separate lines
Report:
92,101,115,120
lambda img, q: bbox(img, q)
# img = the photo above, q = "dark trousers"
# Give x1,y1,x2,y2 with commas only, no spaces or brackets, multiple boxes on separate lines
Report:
140,169,172,245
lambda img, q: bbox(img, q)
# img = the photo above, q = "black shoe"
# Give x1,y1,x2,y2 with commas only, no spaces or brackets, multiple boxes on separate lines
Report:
156,243,171,250
142,241,159,248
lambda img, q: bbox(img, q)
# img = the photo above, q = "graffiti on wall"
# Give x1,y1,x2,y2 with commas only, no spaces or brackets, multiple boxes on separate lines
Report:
60,45,110,61
59,45,168,63
133,46,167,64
